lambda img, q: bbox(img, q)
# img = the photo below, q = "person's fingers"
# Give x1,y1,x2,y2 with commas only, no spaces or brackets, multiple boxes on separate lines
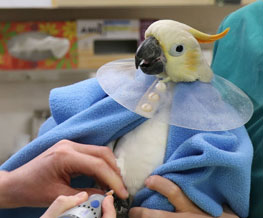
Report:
49,140,122,188
102,195,116,218
67,142,121,175
145,175,205,214
69,152,129,199
129,207,202,218
41,192,88,218
220,205,239,218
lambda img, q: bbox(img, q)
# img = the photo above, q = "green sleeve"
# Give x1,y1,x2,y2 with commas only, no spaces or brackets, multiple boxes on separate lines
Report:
211,1,263,217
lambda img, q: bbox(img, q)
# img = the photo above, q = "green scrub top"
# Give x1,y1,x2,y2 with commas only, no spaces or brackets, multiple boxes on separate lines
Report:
211,1,263,217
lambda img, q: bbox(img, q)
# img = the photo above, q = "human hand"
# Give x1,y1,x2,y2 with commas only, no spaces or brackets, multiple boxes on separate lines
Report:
0,140,128,208
129,175,238,218
41,191,116,218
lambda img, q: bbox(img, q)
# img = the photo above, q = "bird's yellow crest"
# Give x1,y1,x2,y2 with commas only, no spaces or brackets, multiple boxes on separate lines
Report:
189,27,230,43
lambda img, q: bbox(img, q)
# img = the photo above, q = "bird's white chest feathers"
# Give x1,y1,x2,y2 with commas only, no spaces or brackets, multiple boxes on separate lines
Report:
112,118,169,195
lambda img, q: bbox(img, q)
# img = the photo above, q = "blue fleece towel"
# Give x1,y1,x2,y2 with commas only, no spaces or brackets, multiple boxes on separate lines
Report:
0,78,252,218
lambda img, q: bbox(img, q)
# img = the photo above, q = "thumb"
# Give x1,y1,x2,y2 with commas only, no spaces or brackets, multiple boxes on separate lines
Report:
41,192,88,218
102,195,116,218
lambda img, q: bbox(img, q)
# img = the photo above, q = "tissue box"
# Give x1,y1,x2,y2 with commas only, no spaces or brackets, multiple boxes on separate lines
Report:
77,19,139,69
0,21,77,70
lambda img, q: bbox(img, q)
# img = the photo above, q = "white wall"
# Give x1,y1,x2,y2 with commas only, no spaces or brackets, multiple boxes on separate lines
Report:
0,71,89,164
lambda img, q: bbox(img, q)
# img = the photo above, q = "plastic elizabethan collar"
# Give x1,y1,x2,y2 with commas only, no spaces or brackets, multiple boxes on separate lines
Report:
96,59,253,131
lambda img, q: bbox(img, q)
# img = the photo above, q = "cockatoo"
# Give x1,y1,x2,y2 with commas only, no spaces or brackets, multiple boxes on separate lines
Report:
112,20,230,197
135,20,229,83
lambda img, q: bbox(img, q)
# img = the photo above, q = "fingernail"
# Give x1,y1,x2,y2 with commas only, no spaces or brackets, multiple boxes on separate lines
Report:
76,191,87,199
107,195,114,203
122,188,129,198
106,190,114,196
145,177,151,186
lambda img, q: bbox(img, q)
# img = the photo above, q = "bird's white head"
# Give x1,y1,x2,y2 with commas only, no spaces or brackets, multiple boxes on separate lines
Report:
135,20,230,83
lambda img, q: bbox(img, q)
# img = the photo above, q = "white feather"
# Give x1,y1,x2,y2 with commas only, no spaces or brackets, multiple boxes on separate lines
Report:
113,118,169,195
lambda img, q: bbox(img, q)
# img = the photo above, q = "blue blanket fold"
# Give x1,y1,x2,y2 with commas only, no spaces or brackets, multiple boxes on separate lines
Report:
133,126,252,217
0,78,253,218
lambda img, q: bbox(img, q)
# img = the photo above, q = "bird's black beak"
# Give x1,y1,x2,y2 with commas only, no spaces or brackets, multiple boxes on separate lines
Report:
135,36,166,75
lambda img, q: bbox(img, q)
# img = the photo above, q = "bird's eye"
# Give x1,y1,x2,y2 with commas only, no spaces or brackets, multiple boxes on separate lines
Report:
169,44,185,57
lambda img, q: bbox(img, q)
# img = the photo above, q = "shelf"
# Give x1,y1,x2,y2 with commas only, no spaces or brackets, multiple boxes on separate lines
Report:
0,5,241,32
53,0,214,8
0,0,254,76
0,69,93,83
0,0,255,9
0,0,55,8
53,0,254,8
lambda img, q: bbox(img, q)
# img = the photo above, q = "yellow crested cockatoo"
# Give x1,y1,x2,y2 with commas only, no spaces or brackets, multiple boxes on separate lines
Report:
112,20,230,196
135,20,229,83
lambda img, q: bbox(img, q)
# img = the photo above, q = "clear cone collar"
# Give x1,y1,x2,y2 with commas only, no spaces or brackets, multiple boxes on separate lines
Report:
97,59,253,131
